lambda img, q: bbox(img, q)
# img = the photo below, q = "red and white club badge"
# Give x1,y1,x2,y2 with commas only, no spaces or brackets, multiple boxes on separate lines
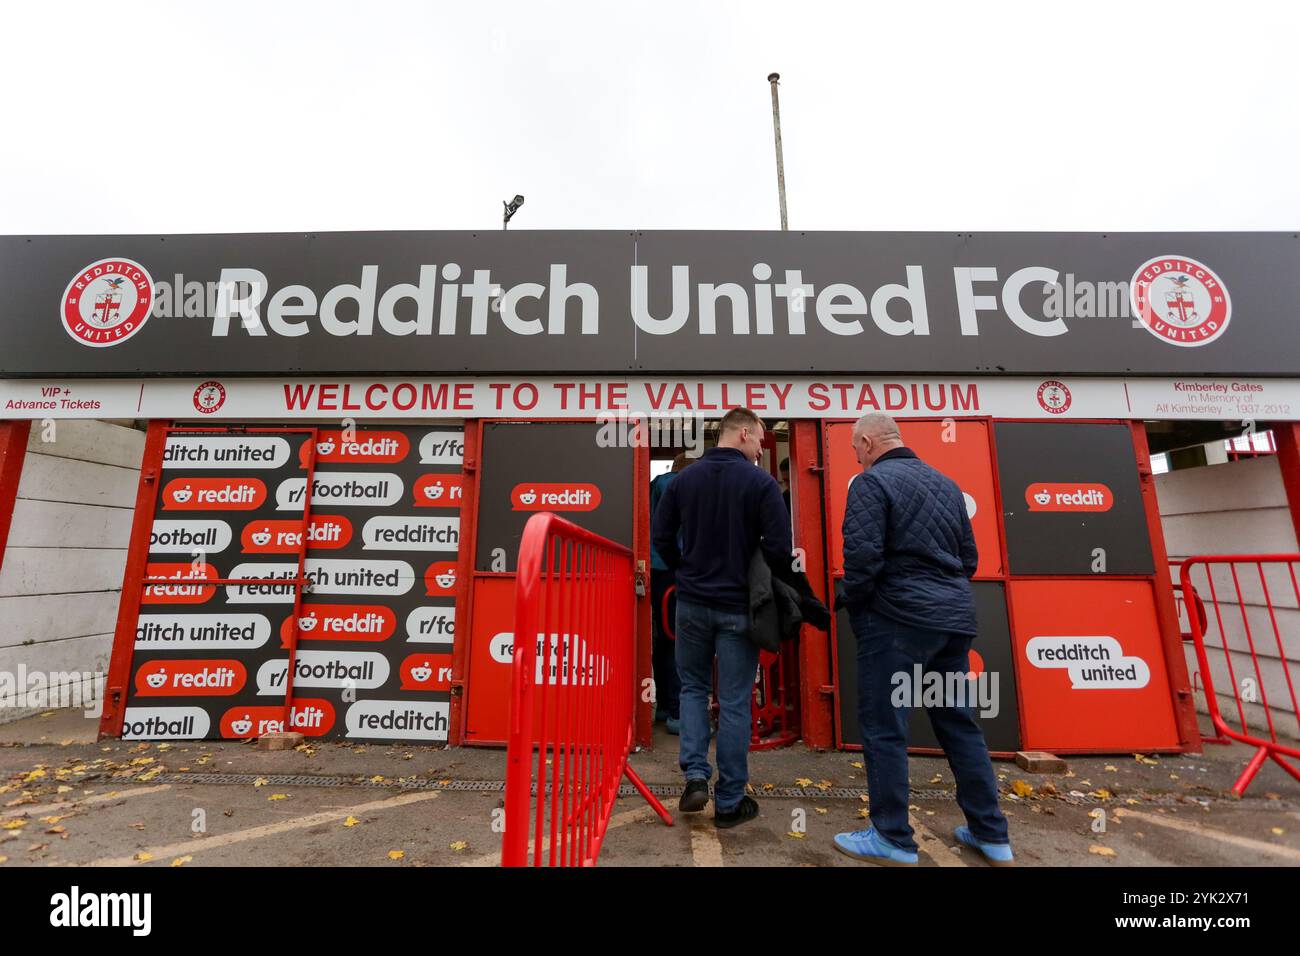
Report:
60,258,155,348
1130,255,1232,348
193,381,226,414
1036,380,1071,415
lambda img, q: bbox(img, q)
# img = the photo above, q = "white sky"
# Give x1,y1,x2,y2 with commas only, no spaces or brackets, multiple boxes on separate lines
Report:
4,0,1298,234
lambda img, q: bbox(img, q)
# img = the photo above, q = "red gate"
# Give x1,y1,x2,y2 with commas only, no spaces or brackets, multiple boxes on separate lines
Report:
501,512,672,867
1179,554,1300,796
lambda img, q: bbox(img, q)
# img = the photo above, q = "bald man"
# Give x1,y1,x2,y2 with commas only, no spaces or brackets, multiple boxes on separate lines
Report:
833,413,1012,867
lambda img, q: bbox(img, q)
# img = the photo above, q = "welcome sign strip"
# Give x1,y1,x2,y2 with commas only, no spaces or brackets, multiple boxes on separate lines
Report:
1,376,1298,422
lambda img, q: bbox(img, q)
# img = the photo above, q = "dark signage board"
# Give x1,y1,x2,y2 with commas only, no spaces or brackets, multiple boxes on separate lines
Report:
473,422,633,572
2,231,1296,378
836,583,1021,753
995,422,1154,575
123,429,309,741
121,424,465,741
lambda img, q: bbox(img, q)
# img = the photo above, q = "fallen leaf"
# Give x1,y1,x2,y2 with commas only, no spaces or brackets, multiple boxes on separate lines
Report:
449,841,468,851
795,778,813,788
761,783,774,792
929,774,943,784
0,820,25,831
267,794,288,801
387,850,405,860
850,761,864,770
815,807,828,815
252,777,268,788
785,831,806,839
815,780,833,791
1104,765,1118,772
39,815,63,825
437,779,451,786
56,786,72,794
45,826,66,835
1089,845,1117,857
370,775,386,784
343,816,361,828
859,795,869,803
134,852,154,862
1090,789,1113,800
0,856,7,864
1271,827,1285,836
171,856,192,867
1010,779,1034,798
857,808,869,819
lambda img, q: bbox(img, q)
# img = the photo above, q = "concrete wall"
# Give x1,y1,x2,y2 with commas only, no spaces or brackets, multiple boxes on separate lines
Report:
1156,455,1300,742
0,421,145,723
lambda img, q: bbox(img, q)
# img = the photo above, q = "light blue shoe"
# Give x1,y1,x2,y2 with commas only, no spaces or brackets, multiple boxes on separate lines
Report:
665,716,680,735
954,825,1015,866
833,827,919,866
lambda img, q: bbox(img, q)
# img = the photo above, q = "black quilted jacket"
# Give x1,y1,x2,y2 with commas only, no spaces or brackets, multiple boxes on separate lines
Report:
840,447,979,636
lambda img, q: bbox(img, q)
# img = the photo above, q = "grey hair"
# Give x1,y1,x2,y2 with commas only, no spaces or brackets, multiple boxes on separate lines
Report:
852,412,902,442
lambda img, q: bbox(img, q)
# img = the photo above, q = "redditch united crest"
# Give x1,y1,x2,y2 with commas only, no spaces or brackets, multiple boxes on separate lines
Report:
61,258,155,347
1036,380,1071,415
1129,255,1231,348
193,381,226,414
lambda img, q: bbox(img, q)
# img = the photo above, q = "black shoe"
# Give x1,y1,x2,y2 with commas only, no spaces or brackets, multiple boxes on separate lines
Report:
679,779,710,813
714,795,760,829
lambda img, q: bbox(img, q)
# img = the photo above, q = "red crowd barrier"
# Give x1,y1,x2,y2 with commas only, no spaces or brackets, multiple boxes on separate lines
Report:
1179,554,1300,796
501,513,673,867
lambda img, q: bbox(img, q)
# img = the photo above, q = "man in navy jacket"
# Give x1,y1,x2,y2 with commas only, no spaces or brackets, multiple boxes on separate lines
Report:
652,407,790,828
834,413,1012,866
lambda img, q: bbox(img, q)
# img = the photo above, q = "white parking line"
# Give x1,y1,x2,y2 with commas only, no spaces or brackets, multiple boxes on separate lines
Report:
689,818,724,867
84,790,442,867
1117,808,1300,862
910,813,967,867
13,784,173,816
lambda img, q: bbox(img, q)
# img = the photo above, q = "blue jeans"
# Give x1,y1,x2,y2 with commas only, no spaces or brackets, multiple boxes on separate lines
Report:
675,596,757,812
850,610,1009,853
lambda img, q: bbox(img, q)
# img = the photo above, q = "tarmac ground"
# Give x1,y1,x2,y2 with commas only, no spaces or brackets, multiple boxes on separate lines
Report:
1,708,1298,868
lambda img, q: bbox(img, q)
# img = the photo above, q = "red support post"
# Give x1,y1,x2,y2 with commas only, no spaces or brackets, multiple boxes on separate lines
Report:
1131,421,1201,752
0,420,32,572
447,420,481,746
633,438,653,749
790,420,834,749
99,420,168,739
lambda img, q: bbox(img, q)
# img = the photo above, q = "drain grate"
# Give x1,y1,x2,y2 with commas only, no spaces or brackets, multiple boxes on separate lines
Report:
151,772,1268,810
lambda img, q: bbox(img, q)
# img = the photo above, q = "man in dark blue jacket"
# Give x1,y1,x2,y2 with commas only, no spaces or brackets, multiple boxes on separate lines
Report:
651,407,790,828
834,413,1012,866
